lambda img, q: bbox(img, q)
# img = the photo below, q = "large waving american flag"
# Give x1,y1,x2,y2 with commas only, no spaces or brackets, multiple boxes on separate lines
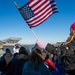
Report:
19,0,58,28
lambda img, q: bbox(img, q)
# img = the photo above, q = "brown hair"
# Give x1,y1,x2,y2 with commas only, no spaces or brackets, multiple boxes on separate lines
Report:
30,48,44,70
66,28,75,44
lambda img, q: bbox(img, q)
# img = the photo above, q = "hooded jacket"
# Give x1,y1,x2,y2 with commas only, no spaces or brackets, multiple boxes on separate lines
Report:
45,40,75,71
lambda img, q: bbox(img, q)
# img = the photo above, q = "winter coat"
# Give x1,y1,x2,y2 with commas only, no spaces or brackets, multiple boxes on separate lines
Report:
0,53,14,74
7,54,30,75
45,40,75,74
22,61,51,75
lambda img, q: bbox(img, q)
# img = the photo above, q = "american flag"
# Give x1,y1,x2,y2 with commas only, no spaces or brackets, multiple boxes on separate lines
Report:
19,0,58,28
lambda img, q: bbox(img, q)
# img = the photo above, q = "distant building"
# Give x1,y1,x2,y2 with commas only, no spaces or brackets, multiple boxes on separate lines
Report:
1,37,22,44
0,37,22,54
0,37,34,55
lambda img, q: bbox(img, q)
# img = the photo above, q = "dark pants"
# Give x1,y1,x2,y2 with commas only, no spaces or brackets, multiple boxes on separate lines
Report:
65,70,75,75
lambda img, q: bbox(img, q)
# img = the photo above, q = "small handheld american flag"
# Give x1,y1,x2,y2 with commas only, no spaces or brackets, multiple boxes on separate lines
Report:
18,0,58,28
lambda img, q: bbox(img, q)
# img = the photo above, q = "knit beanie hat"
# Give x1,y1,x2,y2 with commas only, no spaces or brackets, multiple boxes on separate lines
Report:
71,22,75,30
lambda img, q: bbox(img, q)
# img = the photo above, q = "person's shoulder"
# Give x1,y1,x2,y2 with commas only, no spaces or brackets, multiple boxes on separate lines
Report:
23,61,30,67
59,43,70,52
38,62,48,70
38,63,51,75
60,43,67,48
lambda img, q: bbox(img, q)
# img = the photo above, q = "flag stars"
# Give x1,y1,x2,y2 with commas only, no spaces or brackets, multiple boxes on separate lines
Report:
19,4,34,20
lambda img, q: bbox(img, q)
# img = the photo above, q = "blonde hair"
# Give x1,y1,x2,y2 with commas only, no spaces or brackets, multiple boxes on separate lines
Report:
66,28,75,44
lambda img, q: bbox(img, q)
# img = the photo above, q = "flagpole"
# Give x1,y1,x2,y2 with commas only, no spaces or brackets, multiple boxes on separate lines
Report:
14,2,39,40
30,28,39,40
14,2,19,9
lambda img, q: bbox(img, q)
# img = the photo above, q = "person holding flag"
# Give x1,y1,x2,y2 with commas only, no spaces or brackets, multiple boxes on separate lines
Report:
36,22,75,75
14,0,61,74
14,0,75,75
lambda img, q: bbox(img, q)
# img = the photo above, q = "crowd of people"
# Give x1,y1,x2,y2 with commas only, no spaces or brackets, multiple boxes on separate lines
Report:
0,22,75,75
0,45,54,75
36,22,75,75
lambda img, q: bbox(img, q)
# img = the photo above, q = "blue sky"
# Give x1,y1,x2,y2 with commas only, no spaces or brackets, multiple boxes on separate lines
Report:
0,0,75,44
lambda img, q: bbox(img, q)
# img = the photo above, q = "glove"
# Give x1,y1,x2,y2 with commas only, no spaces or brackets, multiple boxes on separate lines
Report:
36,39,48,49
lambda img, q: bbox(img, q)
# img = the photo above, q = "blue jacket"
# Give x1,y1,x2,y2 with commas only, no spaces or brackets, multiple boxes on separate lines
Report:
22,61,52,75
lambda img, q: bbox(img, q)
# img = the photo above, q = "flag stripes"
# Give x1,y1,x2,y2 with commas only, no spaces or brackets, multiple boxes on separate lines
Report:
19,0,58,28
